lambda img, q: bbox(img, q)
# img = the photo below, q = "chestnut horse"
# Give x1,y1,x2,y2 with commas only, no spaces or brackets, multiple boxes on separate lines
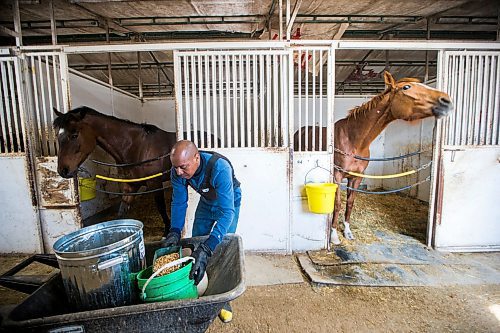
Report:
294,71,453,244
53,106,176,236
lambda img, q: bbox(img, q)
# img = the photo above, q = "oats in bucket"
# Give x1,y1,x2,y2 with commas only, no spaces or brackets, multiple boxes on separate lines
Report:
153,252,180,276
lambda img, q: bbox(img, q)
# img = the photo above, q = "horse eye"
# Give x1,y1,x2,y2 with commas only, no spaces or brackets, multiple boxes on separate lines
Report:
70,133,78,139
402,85,411,90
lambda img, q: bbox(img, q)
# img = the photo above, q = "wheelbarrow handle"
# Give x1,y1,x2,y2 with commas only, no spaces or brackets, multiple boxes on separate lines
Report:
141,256,195,299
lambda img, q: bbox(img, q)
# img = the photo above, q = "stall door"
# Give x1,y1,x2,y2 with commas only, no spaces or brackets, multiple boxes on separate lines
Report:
174,49,292,252
432,51,500,251
0,55,42,253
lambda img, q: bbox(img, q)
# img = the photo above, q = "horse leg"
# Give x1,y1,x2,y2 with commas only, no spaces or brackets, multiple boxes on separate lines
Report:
118,183,137,218
154,190,171,237
330,171,344,245
343,177,362,240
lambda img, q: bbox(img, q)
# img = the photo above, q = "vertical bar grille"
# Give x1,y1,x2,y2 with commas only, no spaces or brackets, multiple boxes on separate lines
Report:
0,57,25,154
25,52,68,157
174,50,290,149
292,47,331,152
443,52,500,146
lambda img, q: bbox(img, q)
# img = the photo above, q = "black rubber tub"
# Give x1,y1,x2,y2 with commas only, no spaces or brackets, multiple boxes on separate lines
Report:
0,235,245,333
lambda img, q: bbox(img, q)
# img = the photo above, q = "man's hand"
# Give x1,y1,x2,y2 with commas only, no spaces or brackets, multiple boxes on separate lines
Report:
189,243,212,285
161,230,181,248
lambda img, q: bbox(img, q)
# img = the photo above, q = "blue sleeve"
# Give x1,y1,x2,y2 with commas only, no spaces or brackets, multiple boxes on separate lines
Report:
170,170,188,234
204,160,235,251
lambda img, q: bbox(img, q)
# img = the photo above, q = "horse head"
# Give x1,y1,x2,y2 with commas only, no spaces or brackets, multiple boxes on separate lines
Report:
53,107,97,178
383,71,453,121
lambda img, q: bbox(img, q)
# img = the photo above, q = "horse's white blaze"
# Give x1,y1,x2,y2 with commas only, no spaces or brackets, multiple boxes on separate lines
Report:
416,82,440,92
58,128,65,136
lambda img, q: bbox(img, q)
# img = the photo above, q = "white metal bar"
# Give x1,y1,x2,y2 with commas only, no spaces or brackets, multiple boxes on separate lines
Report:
211,54,218,149
273,54,279,147
45,55,56,155
481,56,491,145
461,54,471,145
288,48,294,149
491,54,500,145
7,61,21,152
191,55,198,145
60,40,500,55
37,55,49,155
58,52,70,114
485,56,494,145
0,62,8,152
473,55,483,145
455,55,464,146
52,55,61,114
304,50,309,150
232,55,238,148
173,51,184,140
225,55,231,148
246,54,251,148
466,55,477,145
217,54,224,148
2,62,14,152
312,50,316,151
204,54,211,148
337,40,500,51
14,58,27,152
297,50,302,151
183,55,191,141
239,54,244,148
319,50,324,151
327,47,334,155
182,55,190,141
252,54,258,147
198,55,205,148
30,56,43,154
266,54,271,147
259,54,265,148
279,54,285,146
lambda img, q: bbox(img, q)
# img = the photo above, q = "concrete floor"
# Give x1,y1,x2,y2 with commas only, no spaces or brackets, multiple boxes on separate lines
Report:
244,253,304,286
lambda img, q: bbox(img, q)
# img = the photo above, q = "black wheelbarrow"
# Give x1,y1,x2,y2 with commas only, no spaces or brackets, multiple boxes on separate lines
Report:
0,234,245,333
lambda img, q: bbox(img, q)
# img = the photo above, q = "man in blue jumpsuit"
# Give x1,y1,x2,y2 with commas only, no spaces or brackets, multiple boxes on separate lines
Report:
162,140,241,323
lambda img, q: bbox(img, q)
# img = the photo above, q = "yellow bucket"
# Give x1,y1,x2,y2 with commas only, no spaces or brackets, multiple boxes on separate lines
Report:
79,177,96,201
305,183,338,214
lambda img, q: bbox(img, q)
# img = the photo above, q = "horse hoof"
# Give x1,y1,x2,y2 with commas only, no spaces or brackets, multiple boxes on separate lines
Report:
330,229,341,245
343,222,355,241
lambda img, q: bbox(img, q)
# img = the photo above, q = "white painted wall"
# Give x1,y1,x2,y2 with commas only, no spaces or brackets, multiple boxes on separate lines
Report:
142,99,176,132
382,118,434,202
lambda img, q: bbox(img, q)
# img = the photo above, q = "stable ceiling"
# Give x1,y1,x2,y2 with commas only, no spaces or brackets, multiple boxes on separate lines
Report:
1,0,498,97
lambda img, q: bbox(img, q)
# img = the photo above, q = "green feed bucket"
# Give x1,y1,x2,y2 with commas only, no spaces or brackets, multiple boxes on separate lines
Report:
135,246,198,302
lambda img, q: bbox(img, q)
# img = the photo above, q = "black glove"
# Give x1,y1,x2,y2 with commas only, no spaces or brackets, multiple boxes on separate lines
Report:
189,242,212,285
161,230,180,248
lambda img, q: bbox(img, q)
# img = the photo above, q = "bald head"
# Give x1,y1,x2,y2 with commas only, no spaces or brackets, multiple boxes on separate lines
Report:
170,140,200,179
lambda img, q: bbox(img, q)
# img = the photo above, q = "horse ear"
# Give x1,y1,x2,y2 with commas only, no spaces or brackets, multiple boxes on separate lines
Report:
53,108,64,118
384,71,396,90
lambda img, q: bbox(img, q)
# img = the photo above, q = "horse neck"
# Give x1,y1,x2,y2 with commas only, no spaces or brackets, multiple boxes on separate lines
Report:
85,114,142,163
347,94,395,151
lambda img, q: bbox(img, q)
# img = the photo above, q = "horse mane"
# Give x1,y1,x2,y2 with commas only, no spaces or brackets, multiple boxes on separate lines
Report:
347,93,385,119
53,106,160,134
346,77,422,119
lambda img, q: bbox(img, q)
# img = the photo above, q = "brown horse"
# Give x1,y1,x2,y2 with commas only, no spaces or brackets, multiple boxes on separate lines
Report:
53,106,176,235
294,71,453,244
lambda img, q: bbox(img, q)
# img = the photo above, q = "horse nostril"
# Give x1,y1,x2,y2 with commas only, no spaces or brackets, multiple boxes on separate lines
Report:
439,97,451,105
61,167,69,177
